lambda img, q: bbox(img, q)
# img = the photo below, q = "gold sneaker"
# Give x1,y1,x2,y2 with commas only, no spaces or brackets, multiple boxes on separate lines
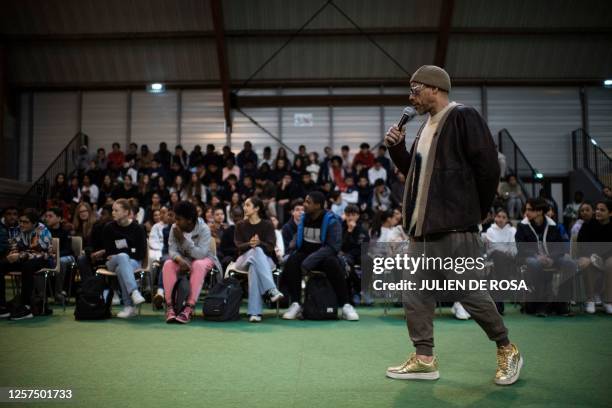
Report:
386,353,440,380
495,343,523,385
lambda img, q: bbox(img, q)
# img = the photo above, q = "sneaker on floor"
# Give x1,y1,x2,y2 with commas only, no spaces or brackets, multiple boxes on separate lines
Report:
604,303,612,315
249,314,262,323
267,288,284,303
451,302,471,320
153,292,165,310
175,305,193,324
117,306,138,319
130,290,146,306
112,293,121,306
341,303,359,321
495,343,523,385
585,301,596,314
386,353,440,380
0,305,10,319
282,302,302,320
10,305,34,321
165,306,177,323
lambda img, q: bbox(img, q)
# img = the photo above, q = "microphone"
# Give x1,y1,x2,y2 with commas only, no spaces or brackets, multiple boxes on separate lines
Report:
397,106,417,129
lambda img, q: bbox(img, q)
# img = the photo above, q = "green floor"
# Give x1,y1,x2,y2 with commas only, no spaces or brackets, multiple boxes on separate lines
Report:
0,304,610,408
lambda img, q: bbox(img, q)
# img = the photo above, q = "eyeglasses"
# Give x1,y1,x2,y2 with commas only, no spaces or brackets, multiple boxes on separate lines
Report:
409,83,427,96
19,219,31,224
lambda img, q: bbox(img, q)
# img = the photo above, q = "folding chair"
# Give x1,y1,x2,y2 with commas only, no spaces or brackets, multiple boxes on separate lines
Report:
9,238,62,313
96,250,152,314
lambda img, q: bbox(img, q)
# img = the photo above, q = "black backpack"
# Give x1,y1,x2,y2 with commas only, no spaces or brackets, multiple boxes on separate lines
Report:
302,275,338,320
202,277,243,321
74,276,114,320
171,276,191,314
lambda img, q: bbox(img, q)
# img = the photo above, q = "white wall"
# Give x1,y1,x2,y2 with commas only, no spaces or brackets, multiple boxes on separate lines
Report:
18,85,610,180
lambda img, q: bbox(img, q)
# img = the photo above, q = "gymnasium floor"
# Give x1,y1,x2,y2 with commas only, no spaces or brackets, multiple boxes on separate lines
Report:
0,304,610,408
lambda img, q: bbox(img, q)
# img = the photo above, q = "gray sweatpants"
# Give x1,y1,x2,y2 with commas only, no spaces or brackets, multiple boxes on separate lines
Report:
403,232,509,356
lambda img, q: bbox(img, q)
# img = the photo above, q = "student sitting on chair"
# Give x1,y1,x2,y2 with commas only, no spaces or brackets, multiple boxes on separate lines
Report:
163,201,220,324
102,198,147,319
1,208,53,320
280,191,359,321
233,197,284,323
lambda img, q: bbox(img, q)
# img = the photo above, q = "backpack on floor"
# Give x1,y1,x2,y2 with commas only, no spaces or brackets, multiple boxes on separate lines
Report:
302,275,338,320
202,277,242,321
74,276,113,320
171,276,191,314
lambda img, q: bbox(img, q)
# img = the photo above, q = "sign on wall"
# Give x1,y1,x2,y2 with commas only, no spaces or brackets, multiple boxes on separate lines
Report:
294,113,313,127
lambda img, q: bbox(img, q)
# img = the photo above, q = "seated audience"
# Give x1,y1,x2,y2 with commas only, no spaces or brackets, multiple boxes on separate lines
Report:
102,199,147,319
1,209,53,320
234,197,284,322
280,192,358,321
44,208,75,304
163,201,219,324
577,200,612,314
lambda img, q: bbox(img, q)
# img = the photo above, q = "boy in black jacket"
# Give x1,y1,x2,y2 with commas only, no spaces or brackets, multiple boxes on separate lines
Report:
44,208,75,304
340,204,369,305
515,198,575,317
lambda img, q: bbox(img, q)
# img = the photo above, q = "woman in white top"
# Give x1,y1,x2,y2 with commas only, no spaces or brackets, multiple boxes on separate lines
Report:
370,210,404,243
483,208,517,315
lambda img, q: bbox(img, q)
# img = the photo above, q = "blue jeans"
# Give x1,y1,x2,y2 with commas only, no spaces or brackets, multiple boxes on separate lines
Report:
55,255,75,294
106,253,141,306
235,247,276,315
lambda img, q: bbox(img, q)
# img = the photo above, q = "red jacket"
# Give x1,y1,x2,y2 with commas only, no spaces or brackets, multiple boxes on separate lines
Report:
352,151,375,169
107,151,125,171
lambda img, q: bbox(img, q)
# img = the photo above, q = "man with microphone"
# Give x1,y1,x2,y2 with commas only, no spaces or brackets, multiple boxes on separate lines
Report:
384,65,522,385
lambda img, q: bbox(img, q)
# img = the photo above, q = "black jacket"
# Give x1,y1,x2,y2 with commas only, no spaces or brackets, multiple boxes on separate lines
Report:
389,105,499,237
515,217,565,261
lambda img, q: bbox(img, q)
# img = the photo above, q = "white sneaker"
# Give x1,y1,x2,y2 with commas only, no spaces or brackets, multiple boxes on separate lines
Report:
451,302,471,320
604,303,612,315
282,302,302,320
131,290,146,306
117,306,138,318
585,301,596,314
112,293,121,306
267,288,284,303
341,303,359,321
249,315,262,323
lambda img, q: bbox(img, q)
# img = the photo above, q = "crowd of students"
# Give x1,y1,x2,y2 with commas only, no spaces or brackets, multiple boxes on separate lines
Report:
0,141,610,321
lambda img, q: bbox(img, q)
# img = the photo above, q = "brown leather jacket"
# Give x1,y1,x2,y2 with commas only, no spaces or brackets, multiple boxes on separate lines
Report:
389,105,499,237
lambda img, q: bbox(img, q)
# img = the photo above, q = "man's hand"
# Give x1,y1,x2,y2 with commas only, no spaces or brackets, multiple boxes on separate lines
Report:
175,256,191,274
6,252,20,263
91,250,105,261
173,225,184,243
347,219,357,232
537,255,554,268
577,257,591,270
384,125,405,147
249,234,261,248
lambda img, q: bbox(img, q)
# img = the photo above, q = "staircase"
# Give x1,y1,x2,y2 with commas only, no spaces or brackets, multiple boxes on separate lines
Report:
19,132,88,209
572,128,612,188
497,129,543,197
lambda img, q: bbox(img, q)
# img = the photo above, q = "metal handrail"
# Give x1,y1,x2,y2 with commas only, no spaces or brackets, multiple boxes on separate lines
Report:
19,131,88,209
